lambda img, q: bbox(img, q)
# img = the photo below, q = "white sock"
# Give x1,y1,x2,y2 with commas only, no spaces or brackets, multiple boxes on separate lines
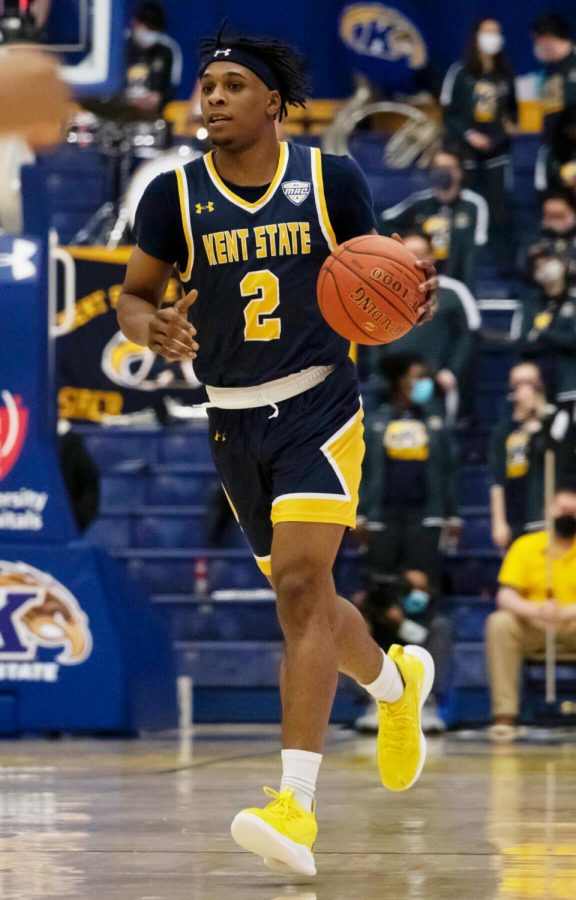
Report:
360,649,404,703
280,749,322,812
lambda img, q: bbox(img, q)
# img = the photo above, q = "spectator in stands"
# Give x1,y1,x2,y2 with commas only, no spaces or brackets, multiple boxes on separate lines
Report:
357,354,458,590
532,14,576,195
489,362,575,549
486,484,576,742
380,149,488,290
368,231,481,425
124,1,182,114
516,244,576,406
355,571,452,735
441,18,517,271
535,105,576,192
532,14,576,141
538,190,576,279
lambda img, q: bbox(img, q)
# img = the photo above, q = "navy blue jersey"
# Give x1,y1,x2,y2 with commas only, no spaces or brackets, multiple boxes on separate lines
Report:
134,142,376,387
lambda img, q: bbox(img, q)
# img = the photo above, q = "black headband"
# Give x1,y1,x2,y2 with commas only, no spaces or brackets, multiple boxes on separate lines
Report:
198,46,281,93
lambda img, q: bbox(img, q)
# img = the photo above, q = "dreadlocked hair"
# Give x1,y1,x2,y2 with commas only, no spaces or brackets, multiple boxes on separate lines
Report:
198,31,310,121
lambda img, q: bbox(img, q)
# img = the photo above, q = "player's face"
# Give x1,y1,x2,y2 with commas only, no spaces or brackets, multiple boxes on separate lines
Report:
200,63,280,150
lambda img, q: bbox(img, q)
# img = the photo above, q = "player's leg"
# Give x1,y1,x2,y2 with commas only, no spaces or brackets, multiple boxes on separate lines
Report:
232,520,401,876
230,364,433,874
231,522,347,877
234,516,434,875
271,520,383,751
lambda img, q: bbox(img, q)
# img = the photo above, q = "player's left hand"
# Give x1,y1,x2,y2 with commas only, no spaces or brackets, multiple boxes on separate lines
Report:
391,233,439,325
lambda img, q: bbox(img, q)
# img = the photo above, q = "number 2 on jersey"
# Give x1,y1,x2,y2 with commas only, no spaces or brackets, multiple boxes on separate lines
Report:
241,270,281,342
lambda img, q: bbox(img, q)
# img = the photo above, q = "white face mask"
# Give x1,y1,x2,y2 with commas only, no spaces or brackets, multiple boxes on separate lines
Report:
535,259,565,285
133,27,160,49
478,32,504,56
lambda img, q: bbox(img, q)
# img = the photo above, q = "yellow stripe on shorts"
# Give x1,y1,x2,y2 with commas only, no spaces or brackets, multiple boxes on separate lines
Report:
271,407,365,528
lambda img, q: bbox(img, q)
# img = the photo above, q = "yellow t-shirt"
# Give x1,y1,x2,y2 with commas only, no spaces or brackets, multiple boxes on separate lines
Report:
499,531,576,605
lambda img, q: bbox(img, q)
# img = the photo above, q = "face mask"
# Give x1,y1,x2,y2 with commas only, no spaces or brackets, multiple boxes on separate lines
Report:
411,377,434,406
403,589,431,616
478,32,504,55
554,514,576,539
534,259,565,285
133,27,160,48
430,167,456,192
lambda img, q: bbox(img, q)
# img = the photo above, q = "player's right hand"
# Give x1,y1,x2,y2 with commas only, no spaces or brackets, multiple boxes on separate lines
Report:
147,289,199,362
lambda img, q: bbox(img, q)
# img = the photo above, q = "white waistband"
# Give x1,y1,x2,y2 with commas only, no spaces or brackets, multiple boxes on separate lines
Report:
204,365,335,410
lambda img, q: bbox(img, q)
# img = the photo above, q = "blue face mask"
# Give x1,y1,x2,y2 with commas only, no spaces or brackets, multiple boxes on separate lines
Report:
411,377,434,406
403,589,431,615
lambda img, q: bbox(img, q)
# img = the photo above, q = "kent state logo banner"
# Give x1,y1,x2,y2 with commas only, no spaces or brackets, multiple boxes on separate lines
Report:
339,3,427,70
56,257,202,421
0,561,93,682
0,391,28,481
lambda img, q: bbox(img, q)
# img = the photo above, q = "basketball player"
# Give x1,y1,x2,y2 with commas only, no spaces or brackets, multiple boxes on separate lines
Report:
118,31,438,877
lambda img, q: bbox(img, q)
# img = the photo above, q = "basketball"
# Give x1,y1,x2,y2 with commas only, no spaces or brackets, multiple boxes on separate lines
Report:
317,235,427,345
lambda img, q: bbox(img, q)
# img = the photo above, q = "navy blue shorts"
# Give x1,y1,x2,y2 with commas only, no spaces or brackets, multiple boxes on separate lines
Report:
207,361,364,576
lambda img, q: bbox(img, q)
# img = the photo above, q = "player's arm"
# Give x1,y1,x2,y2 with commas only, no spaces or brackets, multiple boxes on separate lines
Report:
118,247,198,362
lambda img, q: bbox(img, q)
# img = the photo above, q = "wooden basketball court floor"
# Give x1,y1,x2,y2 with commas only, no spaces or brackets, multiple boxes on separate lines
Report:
1,726,575,900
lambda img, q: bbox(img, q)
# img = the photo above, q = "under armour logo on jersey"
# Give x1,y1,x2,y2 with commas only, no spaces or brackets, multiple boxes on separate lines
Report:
213,48,232,57
281,181,311,206
195,202,215,214
214,430,227,442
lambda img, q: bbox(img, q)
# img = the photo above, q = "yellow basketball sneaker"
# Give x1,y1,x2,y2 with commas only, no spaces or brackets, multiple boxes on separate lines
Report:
377,644,435,792
230,786,317,876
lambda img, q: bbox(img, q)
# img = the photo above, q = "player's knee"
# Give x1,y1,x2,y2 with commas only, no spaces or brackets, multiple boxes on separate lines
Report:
274,564,330,634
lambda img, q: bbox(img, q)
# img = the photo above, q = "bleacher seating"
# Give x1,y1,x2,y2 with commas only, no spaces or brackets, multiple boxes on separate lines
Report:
71,133,550,727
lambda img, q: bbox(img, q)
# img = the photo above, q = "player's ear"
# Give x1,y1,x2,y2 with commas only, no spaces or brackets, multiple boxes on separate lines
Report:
266,90,282,119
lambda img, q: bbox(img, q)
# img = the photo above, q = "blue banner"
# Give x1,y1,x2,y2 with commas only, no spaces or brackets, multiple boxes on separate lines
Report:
55,248,204,422
0,236,77,543
0,545,177,733
158,0,576,99
0,235,177,732
338,2,430,92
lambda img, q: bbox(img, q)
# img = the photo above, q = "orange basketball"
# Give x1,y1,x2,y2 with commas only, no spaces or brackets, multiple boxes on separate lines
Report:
317,235,427,345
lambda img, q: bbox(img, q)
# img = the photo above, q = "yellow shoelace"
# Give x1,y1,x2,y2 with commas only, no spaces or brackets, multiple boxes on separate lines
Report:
262,786,303,819
379,704,414,754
